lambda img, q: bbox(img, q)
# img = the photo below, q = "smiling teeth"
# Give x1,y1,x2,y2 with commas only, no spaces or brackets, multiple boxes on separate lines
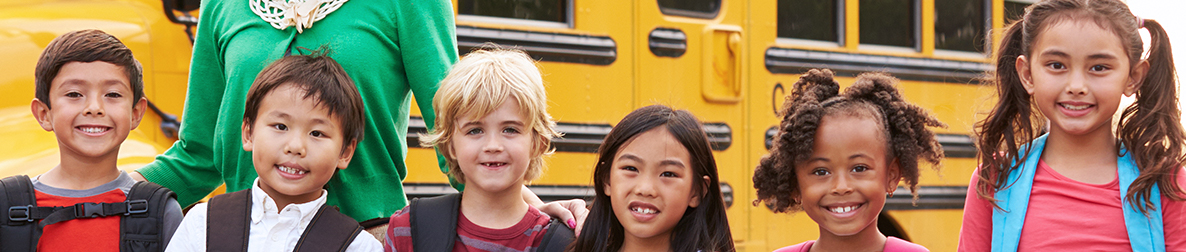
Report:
278,166,306,175
1061,104,1090,110
483,162,506,166
829,205,857,213
631,207,657,214
80,127,105,133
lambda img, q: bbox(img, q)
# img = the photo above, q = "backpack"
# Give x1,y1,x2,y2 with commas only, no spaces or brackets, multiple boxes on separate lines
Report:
205,189,363,252
0,175,176,252
409,193,575,252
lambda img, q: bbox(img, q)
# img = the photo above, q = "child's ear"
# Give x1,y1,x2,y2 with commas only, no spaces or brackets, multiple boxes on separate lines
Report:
1016,55,1035,95
336,140,358,170
886,159,902,192
129,97,147,130
241,121,254,152
30,99,53,131
1126,60,1150,96
688,175,710,208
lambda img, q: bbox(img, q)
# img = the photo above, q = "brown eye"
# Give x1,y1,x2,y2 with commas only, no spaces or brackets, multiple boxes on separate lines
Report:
852,165,870,173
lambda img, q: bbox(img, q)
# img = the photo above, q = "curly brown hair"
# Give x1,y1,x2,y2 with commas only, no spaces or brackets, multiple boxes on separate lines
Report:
752,69,946,213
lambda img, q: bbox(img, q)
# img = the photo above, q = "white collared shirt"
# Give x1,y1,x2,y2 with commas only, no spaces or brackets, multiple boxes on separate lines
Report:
165,179,381,252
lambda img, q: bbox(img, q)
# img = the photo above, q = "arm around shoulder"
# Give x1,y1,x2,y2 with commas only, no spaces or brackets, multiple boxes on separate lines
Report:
136,0,232,206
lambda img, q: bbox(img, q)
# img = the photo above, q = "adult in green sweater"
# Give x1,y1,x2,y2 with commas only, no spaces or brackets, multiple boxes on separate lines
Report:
133,0,455,222
134,0,590,227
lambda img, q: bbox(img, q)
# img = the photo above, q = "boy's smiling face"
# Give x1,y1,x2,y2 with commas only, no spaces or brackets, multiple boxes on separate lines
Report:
32,61,145,162
243,84,354,207
450,98,534,195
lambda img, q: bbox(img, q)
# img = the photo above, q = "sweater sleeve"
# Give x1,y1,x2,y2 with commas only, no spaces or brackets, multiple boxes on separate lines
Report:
394,0,461,190
1162,168,1186,251
958,167,992,252
135,0,228,206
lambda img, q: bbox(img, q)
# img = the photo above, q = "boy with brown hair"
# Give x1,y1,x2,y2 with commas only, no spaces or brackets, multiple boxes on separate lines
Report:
164,52,380,251
0,29,184,252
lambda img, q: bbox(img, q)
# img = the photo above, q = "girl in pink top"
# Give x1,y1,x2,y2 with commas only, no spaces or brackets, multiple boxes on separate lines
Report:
960,0,1186,251
754,69,943,252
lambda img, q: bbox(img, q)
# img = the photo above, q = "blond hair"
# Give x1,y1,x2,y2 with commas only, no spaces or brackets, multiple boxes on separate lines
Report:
422,48,560,184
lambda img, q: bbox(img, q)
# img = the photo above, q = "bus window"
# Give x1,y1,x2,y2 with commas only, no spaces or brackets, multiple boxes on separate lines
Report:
457,0,571,27
657,0,720,19
935,0,987,53
859,0,918,50
1005,0,1034,23
777,0,843,45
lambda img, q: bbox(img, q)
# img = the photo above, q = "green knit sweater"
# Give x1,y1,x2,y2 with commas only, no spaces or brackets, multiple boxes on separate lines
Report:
138,0,457,221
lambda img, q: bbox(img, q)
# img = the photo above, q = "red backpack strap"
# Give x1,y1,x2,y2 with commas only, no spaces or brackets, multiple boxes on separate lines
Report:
206,190,251,252
292,204,363,252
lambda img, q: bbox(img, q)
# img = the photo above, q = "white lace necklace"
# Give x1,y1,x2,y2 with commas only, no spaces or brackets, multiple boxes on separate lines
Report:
249,0,347,33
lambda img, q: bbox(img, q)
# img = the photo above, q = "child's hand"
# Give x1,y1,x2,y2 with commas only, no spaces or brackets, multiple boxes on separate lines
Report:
537,199,588,235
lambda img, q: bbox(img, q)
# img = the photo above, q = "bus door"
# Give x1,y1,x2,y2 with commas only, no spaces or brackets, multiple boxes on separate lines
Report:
634,0,750,248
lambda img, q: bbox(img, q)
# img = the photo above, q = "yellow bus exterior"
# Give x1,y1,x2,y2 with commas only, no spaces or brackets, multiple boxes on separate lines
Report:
0,0,1031,251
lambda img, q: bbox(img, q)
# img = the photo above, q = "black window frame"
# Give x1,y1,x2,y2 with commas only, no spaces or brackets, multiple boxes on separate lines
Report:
857,0,922,52
933,0,992,55
455,0,575,28
657,0,722,19
775,0,846,46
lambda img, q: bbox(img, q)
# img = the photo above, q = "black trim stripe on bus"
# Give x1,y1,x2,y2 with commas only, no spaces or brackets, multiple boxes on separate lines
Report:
407,183,967,210
764,126,976,158
649,28,687,57
456,25,616,65
885,186,968,210
408,117,731,152
764,47,993,84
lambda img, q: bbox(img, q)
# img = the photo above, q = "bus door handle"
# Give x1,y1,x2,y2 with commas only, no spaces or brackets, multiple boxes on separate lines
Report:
702,25,744,103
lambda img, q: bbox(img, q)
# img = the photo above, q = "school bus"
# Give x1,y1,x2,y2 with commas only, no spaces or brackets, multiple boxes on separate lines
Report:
0,0,1037,251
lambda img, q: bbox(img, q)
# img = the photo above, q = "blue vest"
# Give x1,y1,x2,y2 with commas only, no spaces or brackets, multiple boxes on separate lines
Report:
991,134,1164,252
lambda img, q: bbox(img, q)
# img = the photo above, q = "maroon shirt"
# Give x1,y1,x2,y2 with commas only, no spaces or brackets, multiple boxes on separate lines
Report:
385,205,553,252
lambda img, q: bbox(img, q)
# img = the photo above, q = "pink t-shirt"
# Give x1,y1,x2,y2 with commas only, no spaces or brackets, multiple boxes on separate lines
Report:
772,236,927,252
958,160,1186,251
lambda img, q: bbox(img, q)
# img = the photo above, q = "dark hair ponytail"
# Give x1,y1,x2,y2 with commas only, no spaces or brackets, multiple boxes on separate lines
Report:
975,19,1041,208
976,0,1186,213
1118,18,1186,211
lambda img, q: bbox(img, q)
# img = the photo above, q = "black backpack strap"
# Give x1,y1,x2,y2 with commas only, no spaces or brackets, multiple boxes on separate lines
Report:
206,190,251,252
410,193,461,252
1,175,39,251
38,200,149,228
293,205,364,252
536,217,575,252
120,181,175,252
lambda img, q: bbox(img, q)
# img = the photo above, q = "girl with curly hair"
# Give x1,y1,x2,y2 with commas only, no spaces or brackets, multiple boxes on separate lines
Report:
959,0,1186,251
753,69,945,252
